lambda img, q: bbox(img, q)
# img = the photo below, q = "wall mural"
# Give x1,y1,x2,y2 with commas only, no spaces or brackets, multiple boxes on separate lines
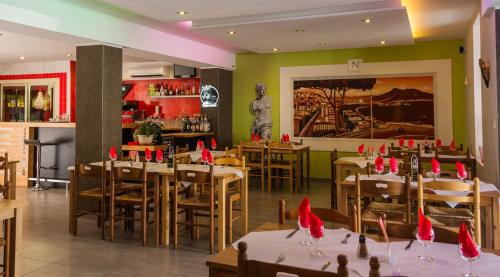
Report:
293,76,434,139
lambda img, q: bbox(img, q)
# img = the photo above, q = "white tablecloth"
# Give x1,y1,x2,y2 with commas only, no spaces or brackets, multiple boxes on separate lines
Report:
187,150,227,162
234,229,500,277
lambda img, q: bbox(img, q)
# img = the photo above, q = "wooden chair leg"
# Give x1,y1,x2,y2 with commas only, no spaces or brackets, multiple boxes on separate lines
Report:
110,200,115,242
227,200,233,244
97,200,102,228
173,199,178,249
142,204,147,247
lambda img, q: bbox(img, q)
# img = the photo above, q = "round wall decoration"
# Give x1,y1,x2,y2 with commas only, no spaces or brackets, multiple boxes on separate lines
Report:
200,85,219,107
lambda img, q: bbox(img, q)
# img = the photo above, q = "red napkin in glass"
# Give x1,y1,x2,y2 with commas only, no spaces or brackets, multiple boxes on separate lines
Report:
109,146,117,160
379,143,386,155
197,139,204,150
458,222,479,258
450,139,456,150
281,134,285,142
408,138,414,149
309,212,324,239
389,157,398,174
211,137,217,149
431,158,441,174
156,149,163,163
298,197,311,228
145,147,152,161
456,161,467,179
255,133,261,142
418,208,433,240
251,133,256,142
435,138,442,148
399,137,405,148
202,148,209,162
358,144,365,155
206,151,214,165
375,156,384,172
285,134,290,142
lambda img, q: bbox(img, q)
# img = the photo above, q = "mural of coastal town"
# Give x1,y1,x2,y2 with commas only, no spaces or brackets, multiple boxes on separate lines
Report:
293,76,434,139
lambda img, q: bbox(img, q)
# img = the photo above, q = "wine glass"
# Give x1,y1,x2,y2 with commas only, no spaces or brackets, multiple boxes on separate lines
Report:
145,152,152,163
375,165,384,175
458,170,468,183
459,244,481,277
415,227,435,262
297,216,312,246
156,152,164,163
310,226,325,257
109,151,117,162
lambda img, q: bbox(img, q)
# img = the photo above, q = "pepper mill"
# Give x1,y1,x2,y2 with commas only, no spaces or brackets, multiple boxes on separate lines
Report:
357,234,368,258
337,254,349,277
369,256,381,277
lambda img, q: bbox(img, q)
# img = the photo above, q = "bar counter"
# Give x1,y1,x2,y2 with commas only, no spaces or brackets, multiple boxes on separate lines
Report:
0,122,75,187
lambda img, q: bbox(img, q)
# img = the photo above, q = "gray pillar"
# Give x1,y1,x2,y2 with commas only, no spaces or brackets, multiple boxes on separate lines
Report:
201,68,233,149
76,45,122,163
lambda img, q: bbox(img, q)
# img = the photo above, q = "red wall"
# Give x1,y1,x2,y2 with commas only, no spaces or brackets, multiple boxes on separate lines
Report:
123,78,201,119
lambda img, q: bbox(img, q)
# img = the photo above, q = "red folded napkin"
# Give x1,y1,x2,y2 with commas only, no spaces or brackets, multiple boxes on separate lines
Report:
431,158,441,174
145,147,152,161
255,133,261,142
298,197,311,228
197,139,204,150
156,149,163,163
206,151,214,165
456,161,467,179
251,133,256,142
379,143,386,155
378,216,389,243
285,134,290,142
450,139,456,150
458,222,479,258
109,146,117,161
375,156,384,172
202,148,209,162
211,137,217,150
418,208,433,241
309,212,324,239
435,138,442,148
399,137,405,148
389,157,398,174
358,144,365,155
408,138,414,149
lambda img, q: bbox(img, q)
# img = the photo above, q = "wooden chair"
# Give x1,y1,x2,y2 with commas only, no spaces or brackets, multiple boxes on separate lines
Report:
237,241,349,277
240,140,265,191
110,162,155,246
0,153,10,199
268,141,298,193
73,163,107,239
175,144,190,154
278,198,358,232
435,148,477,178
380,222,463,244
173,163,216,254
417,175,481,244
355,173,412,232
225,146,241,159
214,156,246,243
330,150,338,209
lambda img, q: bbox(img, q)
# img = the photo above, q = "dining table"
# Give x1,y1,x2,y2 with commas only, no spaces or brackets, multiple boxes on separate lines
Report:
174,150,229,163
67,161,249,252
206,222,500,277
337,173,500,250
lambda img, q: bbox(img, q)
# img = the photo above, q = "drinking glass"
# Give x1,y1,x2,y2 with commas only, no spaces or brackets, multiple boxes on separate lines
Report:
297,217,312,246
310,226,325,257
459,244,480,277
415,227,435,262
375,166,384,175
145,153,152,163
458,171,468,183
156,153,164,163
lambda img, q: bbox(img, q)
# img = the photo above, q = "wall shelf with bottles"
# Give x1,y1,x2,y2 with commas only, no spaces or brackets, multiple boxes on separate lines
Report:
148,95,199,99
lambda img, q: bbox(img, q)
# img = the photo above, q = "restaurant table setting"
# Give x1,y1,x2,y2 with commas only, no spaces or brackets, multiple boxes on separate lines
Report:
234,198,500,277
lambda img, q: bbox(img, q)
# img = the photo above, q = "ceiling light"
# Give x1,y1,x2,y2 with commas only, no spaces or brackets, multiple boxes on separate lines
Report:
380,40,386,45
177,10,187,15
318,42,327,46
363,18,371,23
295,28,305,33
66,53,72,57
272,48,278,52
227,31,236,35
19,56,25,60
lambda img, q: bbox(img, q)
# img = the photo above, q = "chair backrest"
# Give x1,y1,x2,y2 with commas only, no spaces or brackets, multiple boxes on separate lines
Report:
214,156,245,167
75,162,106,201
417,174,480,244
237,241,348,277
382,223,461,244
175,144,190,154
240,140,264,152
225,146,242,159
355,173,412,227
174,163,214,185
111,162,147,196
278,198,358,233
330,150,338,209
0,152,9,199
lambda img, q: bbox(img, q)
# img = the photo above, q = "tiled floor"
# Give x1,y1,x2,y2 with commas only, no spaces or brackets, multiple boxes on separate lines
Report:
17,179,331,276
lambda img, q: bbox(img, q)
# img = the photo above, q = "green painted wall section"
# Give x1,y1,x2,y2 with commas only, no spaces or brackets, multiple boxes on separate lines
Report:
233,40,465,178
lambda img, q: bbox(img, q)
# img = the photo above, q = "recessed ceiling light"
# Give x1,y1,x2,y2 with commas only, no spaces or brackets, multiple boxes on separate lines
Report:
272,48,278,52
177,10,187,15
318,42,327,46
227,31,236,35
363,18,371,23
295,28,305,33
66,53,72,57
380,40,386,45
19,56,25,60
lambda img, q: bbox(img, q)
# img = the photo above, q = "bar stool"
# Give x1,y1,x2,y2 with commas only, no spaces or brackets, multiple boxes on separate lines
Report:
24,139,58,191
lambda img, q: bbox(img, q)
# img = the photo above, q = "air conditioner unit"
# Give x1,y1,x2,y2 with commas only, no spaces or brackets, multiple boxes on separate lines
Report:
129,66,169,77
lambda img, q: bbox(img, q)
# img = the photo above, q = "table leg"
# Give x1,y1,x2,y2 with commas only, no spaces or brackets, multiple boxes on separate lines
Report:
241,171,248,235
494,197,500,250
154,175,160,246
336,164,346,214
217,178,227,252
161,175,169,246
13,208,23,277
306,149,310,188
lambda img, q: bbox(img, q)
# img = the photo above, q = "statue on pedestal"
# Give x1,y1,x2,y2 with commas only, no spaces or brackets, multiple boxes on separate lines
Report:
250,82,272,140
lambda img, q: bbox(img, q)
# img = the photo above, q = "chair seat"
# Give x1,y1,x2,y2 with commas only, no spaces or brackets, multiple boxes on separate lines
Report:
179,196,218,209
118,182,143,191
115,192,154,204
78,188,108,199
425,206,474,230
362,201,407,224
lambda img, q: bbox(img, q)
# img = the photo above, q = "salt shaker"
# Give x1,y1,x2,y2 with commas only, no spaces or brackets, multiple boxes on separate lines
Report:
358,234,368,258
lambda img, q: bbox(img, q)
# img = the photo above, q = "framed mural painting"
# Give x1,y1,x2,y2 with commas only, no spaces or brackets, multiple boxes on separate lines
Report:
293,76,434,140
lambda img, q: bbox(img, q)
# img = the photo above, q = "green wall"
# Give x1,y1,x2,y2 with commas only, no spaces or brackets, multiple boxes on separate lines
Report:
233,40,466,178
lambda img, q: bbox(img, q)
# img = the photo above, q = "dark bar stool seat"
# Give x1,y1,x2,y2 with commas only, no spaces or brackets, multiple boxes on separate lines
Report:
24,139,59,191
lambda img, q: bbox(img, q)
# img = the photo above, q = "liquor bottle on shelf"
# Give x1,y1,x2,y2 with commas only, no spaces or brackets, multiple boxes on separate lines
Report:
168,85,173,96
